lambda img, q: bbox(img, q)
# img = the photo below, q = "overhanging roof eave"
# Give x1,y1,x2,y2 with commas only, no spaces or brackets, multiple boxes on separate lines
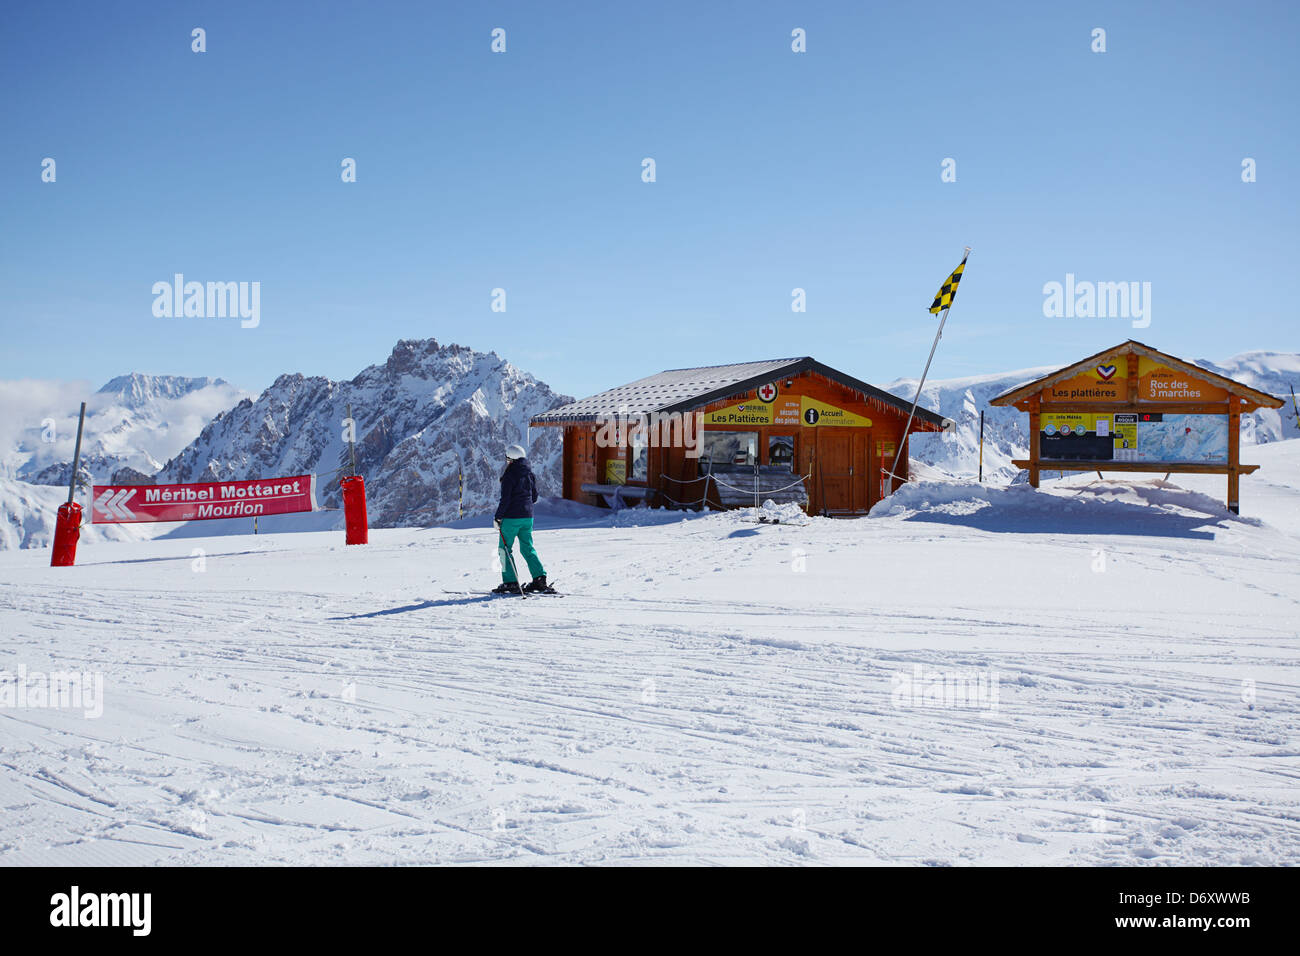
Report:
531,357,948,430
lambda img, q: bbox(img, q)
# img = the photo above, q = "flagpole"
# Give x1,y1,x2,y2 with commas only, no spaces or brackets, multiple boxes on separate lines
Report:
887,247,970,490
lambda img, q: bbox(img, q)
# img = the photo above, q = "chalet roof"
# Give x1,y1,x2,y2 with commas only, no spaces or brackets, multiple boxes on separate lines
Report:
988,339,1284,410
531,357,949,428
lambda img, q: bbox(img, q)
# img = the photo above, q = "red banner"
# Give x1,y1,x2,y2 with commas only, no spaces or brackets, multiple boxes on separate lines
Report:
91,475,318,524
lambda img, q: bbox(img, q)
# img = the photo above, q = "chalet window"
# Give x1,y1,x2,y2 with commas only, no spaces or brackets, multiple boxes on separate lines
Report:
768,435,795,470
703,431,757,469
629,431,648,481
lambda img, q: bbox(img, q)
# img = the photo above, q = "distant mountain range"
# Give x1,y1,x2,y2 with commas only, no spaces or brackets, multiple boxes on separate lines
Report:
0,339,571,547
1,344,1295,548
155,339,572,528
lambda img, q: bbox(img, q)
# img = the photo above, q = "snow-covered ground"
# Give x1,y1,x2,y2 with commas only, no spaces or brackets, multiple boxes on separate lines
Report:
0,477,157,552
1,443,1297,866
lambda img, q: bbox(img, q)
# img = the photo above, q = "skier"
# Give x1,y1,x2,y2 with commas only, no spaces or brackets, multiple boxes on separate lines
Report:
492,443,553,594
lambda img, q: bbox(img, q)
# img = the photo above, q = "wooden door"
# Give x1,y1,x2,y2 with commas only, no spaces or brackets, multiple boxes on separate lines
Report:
818,429,870,514
818,431,852,514
862,431,875,511
565,429,597,500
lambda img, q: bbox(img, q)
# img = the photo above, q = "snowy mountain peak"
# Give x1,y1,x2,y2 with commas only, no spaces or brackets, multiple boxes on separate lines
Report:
371,338,482,381
157,339,572,528
96,372,230,409
4,374,249,487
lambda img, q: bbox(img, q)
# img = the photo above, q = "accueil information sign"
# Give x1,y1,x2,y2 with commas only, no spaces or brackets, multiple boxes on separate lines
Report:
704,396,871,428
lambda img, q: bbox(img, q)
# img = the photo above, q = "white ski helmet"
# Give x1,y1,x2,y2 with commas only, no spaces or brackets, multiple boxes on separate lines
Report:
505,443,527,460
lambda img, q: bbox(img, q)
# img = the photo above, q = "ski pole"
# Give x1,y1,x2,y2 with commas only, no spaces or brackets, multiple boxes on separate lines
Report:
498,523,526,599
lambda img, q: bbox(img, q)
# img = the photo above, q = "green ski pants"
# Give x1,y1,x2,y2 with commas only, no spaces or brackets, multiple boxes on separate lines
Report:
498,517,546,583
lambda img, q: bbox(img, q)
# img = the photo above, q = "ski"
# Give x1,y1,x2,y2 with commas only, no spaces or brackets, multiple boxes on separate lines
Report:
442,586,564,599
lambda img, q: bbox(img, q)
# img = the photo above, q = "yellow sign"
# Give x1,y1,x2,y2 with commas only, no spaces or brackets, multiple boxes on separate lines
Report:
1112,413,1137,452
1042,356,1228,404
1046,357,1128,402
604,459,625,485
1137,357,1228,402
704,401,772,426
703,394,871,428
1042,412,1133,439
800,396,871,427
1041,412,1102,435
704,397,803,427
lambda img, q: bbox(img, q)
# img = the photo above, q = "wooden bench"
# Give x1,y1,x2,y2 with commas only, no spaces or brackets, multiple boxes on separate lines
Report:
581,483,657,511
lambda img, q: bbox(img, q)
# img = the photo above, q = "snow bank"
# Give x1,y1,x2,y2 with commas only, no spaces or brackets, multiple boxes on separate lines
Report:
869,475,1258,534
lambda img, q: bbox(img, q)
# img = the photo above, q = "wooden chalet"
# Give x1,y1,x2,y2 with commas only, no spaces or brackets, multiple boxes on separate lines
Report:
530,357,950,516
988,340,1283,513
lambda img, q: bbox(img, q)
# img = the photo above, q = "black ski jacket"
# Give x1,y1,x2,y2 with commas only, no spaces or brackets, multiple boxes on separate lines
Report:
495,458,538,520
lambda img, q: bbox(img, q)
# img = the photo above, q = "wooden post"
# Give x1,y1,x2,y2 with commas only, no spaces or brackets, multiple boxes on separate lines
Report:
817,435,827,516
1228,396,1241,514
804,445,814,517
458,450,464,519
1028,395,1041,488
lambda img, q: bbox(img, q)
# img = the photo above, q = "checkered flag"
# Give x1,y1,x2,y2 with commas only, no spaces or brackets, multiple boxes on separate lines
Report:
929,251,968,314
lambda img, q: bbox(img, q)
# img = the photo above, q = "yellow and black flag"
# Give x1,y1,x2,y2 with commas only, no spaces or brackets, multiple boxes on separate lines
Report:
928,251,968,314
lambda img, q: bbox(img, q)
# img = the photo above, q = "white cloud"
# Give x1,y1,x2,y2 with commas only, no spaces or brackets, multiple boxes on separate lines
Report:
0,379,96,475
0,377,249,478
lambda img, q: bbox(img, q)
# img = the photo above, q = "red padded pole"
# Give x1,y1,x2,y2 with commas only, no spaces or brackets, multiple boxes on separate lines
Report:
340,475,368,545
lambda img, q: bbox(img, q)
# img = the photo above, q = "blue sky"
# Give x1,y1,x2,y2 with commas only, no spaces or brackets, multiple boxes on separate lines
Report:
1,0,1296,401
